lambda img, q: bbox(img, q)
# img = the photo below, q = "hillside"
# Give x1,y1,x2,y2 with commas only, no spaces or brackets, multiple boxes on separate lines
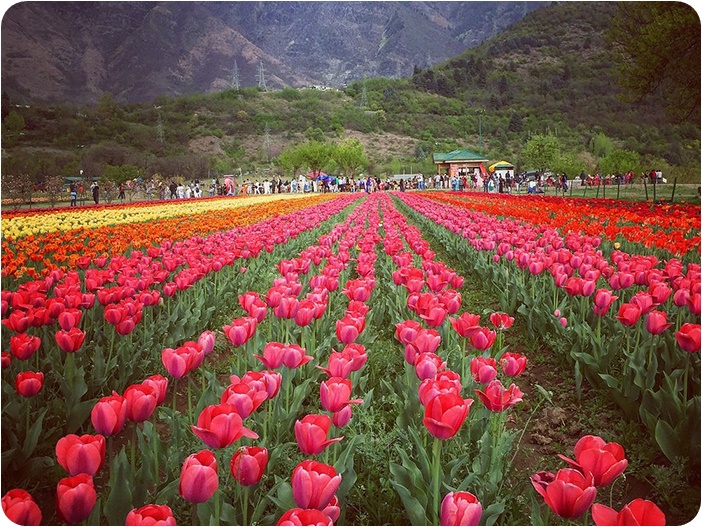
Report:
0,1,544,104
1,2,699,185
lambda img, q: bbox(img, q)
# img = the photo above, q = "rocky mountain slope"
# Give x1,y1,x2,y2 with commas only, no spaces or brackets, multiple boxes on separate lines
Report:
1,1,544,104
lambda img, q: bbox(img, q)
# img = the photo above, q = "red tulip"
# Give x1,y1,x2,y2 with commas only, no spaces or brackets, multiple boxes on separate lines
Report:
55,327,86,353
260,370,283,398
342,343,367,372
419,302,448,328
91,391,127,436
395,320,423,345
220,382,268,418
649,282,672,306
1,352,11,369
499,352,528,377
124,383,158,422
320,377,363,413
440,491,482,526
142,374,169,405
474,380,523,412
593,289,618,317
322,495,341,523
274,296,300,319
558,435,628,487
14,371,44,397
470,356,498,384
423,393,473,439
530,468,597,519
57,308,82,331
413,328,441,354
55,433,106,476
254,342,287,369
415,352,446,381
616,303,642,327
332,405,353,427
277,508,334,526
125,504,176,526
198,330,216,355
230,446,269,486
9,333,41,361
317,351,355,379
676,323,701,353
687,292,701,315
1,489,42,526
294,299,316,327
3,310,32,333
591,498,666,526
644,310,672,335
468,327,497,351
161,346,194,378
335,317,360,344
295,414,344,455
489,312,514,330
191,404,258,449
179,450,219,503
56,474,97,524
282,344,314,369
223,317,257,346
291,460,342,510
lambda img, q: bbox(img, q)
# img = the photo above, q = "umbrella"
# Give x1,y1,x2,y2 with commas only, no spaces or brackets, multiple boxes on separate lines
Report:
488,161,514,173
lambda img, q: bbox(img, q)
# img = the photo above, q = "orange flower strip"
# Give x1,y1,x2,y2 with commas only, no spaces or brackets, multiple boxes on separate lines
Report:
418,192,700,258
1,194,340,281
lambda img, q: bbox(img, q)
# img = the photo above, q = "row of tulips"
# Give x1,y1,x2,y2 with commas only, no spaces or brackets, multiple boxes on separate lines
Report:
378,193,670,526
395,191,700,464
1,193,342,280
420,191,700,257
2,194,370,524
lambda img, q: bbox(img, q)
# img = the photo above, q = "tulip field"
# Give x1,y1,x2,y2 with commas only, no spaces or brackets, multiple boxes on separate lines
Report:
1,191,700,526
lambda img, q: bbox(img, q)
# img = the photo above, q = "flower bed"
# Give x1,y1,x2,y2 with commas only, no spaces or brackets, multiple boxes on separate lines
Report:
1,191,699,525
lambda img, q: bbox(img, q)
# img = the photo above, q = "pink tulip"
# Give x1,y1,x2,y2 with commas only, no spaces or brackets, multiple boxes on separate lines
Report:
291,460,341,510
191,404,258,448
440,491,483,526
499,352,527,377
470,357,498,384
179,450,218,503
295,414,344,455
230,446,268,486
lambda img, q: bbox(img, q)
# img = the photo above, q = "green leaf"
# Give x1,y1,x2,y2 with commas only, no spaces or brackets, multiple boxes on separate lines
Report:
390,481,429,526
22,408,47,458
104,449,134,525
655,419,681,462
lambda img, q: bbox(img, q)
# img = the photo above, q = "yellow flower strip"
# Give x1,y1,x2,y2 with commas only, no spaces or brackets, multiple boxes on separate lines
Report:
1,194,339,281
1,194,315,240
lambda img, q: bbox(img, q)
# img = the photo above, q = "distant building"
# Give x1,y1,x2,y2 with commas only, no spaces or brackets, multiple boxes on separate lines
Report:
433,149,489,177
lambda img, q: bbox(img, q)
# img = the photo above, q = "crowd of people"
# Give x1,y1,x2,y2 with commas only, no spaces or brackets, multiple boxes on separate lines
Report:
66,166,665,205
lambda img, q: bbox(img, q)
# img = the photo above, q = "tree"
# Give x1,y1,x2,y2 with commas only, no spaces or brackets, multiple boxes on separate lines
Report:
589,132,614,159
552,150,589,178
276,145,305,178
3,110,25,134
43,175,68,208
521,134,561,171
296,141,334,178
333,138,368,179
598,148,641,175
608,2,700,122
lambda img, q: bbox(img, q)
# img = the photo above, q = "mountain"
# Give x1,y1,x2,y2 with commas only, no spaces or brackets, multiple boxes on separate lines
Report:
1,1,545,104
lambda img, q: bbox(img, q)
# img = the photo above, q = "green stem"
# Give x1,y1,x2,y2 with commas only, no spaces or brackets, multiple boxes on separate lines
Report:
188,377,193,423
153,424,160,483
214,489,221,525
432,436,442,526
131,423,137,475
683,352,690,404
243,486,249,527
172,378,178,413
